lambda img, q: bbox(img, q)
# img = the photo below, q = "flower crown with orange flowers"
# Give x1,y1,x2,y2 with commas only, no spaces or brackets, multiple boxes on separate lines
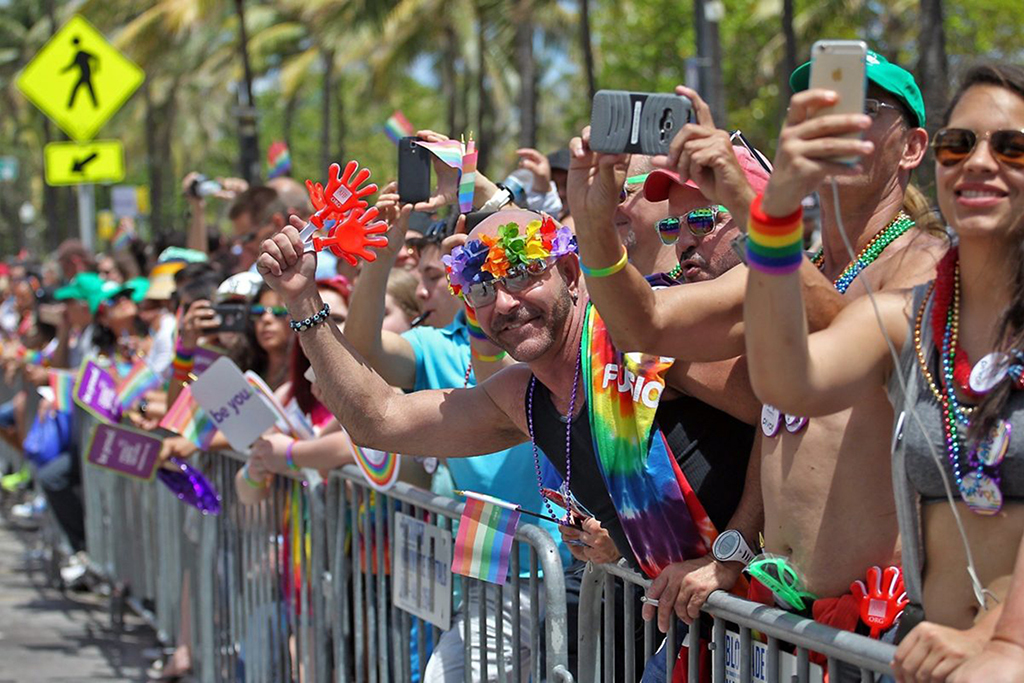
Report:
442,214,577,297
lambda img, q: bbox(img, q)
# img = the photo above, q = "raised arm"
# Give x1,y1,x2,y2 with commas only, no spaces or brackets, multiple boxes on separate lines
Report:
257,221,528,457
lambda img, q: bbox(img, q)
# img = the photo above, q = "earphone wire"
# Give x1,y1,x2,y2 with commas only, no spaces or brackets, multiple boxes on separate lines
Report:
828,177,995,610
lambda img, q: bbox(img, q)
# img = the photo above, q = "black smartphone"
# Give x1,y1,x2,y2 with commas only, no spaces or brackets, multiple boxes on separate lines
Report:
212,303,248,333
589,90,693,155
398,136,431,205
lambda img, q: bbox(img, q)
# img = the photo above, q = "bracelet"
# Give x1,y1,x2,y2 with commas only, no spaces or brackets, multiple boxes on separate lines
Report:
471,349,507,363
580,246,629,278
289,302,330,332
285,440,300,471
242,463,266,489
746,193,804,275
749,193,803,228
464,305,488,340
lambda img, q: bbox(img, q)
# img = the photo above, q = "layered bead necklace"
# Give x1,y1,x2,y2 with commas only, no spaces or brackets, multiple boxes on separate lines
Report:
810,210,915,293
914,249,1010,515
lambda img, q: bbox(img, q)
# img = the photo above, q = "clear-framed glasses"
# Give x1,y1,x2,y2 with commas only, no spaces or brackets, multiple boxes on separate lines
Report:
463,259,553,309
864,98,903,119
655,205,727,245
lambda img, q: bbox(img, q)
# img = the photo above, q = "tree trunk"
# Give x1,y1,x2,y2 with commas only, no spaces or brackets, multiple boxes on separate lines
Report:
144,81,162,236
234,0,261,184
515,0,537,148
283,93,298,157
321,50,334,174
476,15,492,175
335,72,346,164
442,25,459,136
694,0,726,127
579,0,597,101
917,0,948,198
780,0,798,117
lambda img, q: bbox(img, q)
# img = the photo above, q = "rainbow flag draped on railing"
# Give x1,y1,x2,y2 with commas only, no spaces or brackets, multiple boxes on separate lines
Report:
116,360,162,409
451,491,521,585
160,385,217,450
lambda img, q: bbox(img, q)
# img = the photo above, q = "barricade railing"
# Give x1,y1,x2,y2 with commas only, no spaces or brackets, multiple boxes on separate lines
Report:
73,404,572,682
578,560,897,683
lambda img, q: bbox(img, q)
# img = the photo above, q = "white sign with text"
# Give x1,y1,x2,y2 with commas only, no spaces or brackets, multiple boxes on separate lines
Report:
392,512,452,630
190,357,278,452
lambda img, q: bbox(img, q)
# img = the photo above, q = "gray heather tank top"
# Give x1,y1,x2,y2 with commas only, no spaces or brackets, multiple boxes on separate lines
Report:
888,284,1024,505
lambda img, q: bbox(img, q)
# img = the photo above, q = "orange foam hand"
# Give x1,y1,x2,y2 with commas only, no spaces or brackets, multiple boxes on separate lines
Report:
311,206,390,266
305,161,378,229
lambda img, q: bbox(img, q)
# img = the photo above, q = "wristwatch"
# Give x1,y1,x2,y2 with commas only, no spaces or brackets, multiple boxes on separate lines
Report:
712,529,756,567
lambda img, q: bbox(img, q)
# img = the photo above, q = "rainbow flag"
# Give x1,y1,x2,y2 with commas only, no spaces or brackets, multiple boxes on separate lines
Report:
160,385,217,450
414,139,466,170
451,491,521,585
458,140,477,214
116,360,162,409
267,141,292,179
112,220,134,252
383,110,415,145
49,370,76,413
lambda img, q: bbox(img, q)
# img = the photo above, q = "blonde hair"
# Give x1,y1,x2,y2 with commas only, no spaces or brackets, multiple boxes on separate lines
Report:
386,269,420,322
902,183,945,237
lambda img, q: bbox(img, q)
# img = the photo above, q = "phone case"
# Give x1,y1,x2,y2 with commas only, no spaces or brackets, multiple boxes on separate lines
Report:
213,304,248,333
589,90,692,155
398,136,431,205
808,40,868,163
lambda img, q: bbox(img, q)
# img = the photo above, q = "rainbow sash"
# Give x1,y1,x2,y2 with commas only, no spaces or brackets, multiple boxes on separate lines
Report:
581,304,717,577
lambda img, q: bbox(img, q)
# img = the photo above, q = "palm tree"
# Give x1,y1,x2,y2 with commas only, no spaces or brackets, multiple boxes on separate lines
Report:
917,0,948,195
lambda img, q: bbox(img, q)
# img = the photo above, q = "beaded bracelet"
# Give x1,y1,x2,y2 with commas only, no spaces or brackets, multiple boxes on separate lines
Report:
464,304,488,340
746,194,804,275
471,349,508,363
290,302,330,332
285,440,300,471
581,245,629,278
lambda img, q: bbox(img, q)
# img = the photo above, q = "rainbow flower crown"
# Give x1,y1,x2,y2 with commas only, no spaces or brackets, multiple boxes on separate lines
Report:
443,215,577,296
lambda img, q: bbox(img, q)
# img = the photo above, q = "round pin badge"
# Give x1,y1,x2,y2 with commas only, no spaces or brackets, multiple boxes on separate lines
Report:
960,470,1003,515
421,457,438,474
969,352,1009,395
784,414,809,433
977,420,1012,468
761,404,781,437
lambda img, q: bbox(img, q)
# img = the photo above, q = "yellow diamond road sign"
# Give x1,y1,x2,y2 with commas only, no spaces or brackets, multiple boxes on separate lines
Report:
44,140,125,186
16,15,144,143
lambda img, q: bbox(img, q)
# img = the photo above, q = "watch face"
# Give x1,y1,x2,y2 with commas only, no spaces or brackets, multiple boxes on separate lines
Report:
715,531,739,558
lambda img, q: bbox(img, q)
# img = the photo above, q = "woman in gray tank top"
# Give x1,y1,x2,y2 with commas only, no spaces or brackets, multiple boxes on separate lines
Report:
741,63,1024,682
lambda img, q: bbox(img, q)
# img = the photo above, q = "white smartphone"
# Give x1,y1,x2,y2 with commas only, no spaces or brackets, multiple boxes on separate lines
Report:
808,40,868,164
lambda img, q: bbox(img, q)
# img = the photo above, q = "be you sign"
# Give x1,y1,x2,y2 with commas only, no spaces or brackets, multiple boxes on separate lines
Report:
190,357,278,452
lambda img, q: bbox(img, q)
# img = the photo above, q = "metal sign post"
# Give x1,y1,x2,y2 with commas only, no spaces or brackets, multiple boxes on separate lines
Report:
77,183,96,252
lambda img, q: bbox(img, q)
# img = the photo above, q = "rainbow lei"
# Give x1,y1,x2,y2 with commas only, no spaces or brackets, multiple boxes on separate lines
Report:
443,215,576,297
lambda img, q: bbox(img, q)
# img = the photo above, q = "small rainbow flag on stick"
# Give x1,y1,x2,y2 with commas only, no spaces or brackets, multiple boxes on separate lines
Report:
267,141,292,179
383,110,415,145
116,360,162,409
160,385,217,450
459,139,478,214
451,491,521,585
49,370,76,413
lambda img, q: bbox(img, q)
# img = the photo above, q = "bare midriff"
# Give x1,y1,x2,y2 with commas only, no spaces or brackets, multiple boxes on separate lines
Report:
761,389,900,598
921,501,1023,628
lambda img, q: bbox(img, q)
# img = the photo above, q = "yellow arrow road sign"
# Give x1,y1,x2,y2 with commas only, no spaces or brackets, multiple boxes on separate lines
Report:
16,15,145,143
44,140,125,186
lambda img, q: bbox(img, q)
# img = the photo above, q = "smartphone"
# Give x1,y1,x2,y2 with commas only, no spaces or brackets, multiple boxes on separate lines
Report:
212,303,248,333
398,137,431,205
539,487,594,522
808,40,868,164
589,90,693,155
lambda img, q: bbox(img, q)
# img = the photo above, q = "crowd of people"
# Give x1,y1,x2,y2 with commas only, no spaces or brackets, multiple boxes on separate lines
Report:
2,47,1024,683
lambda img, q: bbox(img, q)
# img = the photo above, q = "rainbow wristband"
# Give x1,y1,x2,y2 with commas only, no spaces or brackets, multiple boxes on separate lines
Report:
471,349,507,363
285,440,300,471
580,245,629,278
243,463,266,489
464,304,488,340
746,194,804,275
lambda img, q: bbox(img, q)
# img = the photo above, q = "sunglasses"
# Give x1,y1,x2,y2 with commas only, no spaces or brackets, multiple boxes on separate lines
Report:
932,128,1024,168
463,259,552,309
746,556,817,613
864,98,903,119
656,205,727,245
250,305,289,319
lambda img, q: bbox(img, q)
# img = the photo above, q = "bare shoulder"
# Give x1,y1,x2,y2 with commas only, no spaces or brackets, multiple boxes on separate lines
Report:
479,362,533,437
833,286,918,352
870,228,948,292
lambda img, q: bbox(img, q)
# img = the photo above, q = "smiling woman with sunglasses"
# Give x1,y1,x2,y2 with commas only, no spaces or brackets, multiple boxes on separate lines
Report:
742,63,1024,682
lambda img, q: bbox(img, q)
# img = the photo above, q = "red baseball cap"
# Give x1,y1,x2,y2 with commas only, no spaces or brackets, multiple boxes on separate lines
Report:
643,145,772,202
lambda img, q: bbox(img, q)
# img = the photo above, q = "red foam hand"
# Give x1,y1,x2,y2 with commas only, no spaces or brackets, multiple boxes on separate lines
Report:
850,566,909,639
305,161,378,229
311,206,389,267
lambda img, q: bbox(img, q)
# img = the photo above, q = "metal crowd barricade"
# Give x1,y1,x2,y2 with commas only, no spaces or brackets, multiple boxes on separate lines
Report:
578,560,897,683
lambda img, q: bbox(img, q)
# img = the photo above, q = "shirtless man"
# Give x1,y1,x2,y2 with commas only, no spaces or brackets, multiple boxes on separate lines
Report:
567,54,946,619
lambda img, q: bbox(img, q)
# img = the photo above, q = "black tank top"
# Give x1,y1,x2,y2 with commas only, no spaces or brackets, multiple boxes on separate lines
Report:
528,379,754,567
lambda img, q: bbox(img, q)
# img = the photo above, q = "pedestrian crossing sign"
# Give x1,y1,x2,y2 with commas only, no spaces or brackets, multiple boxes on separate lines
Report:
15,15,144,143
44,140,125,186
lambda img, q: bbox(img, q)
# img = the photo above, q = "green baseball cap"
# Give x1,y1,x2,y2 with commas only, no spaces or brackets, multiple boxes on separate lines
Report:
789,49,926,128
54,272,123,313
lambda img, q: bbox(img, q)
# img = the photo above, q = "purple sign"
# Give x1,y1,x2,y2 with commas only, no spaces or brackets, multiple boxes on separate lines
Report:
86,422,161,481
193,346,222,375
74,359,122,423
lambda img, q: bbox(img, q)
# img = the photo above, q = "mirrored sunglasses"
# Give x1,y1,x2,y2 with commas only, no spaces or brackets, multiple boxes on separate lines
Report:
655,205,727,245
250,304,289,319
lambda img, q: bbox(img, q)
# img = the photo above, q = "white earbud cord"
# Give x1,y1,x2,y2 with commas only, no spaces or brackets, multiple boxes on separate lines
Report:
828,177,995,610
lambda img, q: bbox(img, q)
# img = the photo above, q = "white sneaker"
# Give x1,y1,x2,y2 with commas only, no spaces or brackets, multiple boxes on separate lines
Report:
60,552,89,585
11,495,46,519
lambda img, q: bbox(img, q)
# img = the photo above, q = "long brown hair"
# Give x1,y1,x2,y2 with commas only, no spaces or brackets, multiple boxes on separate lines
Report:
946,63,1024,444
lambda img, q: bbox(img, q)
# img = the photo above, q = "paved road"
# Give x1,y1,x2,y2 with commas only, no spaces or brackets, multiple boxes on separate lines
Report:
0,519,155,682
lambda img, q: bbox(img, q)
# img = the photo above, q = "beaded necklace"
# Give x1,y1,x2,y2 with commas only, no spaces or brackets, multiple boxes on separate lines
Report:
914,250,1006,514
667,263,683,280
526,346,582,525
810,211,915,293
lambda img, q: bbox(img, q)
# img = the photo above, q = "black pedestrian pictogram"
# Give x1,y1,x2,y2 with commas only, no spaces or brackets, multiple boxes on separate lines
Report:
64,36,98,109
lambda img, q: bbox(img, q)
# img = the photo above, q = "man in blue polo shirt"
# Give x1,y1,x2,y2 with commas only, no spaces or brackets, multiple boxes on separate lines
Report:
345,209,572,682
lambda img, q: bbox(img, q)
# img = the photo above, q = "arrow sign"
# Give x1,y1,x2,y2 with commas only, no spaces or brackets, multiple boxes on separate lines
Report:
72,152,98,174
44,140,124,186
